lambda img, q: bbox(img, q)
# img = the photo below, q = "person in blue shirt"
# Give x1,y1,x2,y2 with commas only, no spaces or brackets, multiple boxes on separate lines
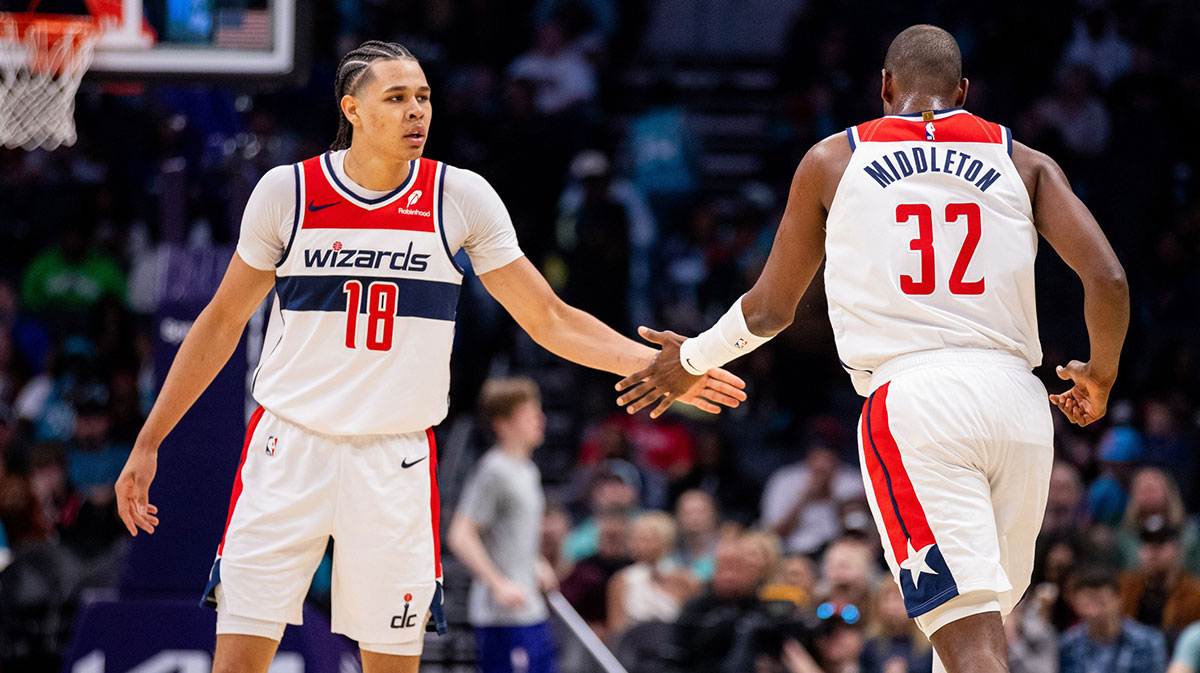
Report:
1061,566,1167,673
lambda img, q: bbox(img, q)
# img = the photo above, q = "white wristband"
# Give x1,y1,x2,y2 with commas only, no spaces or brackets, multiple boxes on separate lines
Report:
679,296,773,375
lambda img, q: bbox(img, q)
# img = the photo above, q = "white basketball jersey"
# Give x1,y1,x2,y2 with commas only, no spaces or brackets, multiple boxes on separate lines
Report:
253,154,463,434
825,108,1041,395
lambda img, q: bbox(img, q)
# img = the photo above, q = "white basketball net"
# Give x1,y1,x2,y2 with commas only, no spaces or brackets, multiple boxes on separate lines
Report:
0,16,98,151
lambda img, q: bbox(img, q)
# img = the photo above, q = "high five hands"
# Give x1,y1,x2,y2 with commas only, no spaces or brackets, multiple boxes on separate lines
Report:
617,327,745,418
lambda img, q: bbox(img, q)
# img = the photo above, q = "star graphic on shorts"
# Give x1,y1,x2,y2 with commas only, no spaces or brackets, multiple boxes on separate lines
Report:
900,540,939,589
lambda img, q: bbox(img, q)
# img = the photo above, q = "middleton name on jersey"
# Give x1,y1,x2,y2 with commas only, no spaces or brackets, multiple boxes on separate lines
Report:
862,145,1005,193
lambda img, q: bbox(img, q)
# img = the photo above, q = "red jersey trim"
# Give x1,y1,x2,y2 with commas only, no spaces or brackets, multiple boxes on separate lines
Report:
297,155,440,233
856,113,1004,144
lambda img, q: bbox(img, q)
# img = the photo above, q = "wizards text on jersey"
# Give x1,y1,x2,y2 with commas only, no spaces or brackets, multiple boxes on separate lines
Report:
303,241,432,272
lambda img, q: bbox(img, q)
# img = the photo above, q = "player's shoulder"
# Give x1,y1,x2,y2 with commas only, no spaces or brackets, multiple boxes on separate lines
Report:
437,162,503,208
256,163,297,192
246,164,298,208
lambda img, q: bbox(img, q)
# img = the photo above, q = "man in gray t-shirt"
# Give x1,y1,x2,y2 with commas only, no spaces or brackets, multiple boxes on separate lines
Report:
448,378,559,673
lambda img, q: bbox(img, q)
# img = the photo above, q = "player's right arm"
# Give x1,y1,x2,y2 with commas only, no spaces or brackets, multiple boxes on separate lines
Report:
1014,142,1129,426
116,165,293,536
115,255,275,536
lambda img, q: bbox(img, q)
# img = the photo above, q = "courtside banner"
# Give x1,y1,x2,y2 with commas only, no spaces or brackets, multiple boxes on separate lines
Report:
120,245,249,595
61,599,359,672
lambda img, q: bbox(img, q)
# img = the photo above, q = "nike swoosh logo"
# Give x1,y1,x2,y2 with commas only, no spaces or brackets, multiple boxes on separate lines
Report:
307,200,340,212
685,358,696,370
401,455,427,469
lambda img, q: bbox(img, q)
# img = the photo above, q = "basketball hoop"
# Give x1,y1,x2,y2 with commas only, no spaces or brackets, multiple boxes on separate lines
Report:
0,10,100,151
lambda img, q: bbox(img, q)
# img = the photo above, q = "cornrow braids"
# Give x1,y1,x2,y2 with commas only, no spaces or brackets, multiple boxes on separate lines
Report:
331,41,417,151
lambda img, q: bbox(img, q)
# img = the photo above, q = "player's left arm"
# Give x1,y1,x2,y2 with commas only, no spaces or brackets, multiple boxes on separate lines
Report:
616,134,845,417
479,257,746,413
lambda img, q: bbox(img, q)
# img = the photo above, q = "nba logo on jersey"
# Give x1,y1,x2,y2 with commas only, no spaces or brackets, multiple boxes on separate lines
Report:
265,436,277,456
925,121,935,140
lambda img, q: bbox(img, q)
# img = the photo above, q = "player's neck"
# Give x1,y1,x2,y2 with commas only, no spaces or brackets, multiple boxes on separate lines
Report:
342,145,413,191
890,93,957,117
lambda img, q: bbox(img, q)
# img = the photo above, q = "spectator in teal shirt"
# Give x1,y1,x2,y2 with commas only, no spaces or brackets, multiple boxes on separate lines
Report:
1170,622,1200,673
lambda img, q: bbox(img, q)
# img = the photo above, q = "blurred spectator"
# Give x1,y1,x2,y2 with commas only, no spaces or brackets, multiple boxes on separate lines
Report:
20,223,125,314
1087,427,1144,527
1171,622,1200,673
817,537,877,621
552,150,632,332
671,533,770,673
1043,460,1088,537
563,469,639,562
1117,468,1200,576
448,377,556,673
559,508,632,637
542,503,574,580
861,583,933,673
532,0,618,56
1024,65,1112,158
1119,515,1200,637
762,553,817,610
620,96,700,230
507,21,597,117
1141,400,1195,481
762,444,864,556
0,473,79,670
606,511,699,636
1062,566,1167,673
1061,9,1133,88
670,489,720,582
1006,597,1059,673
809,605,869,673
667,427,760,525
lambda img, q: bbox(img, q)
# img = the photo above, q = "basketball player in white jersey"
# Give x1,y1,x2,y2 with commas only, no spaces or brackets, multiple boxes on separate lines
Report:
616,25,1129,673
112,41,746,673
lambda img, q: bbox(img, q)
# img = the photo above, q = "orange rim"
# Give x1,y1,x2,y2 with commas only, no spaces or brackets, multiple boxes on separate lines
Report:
0,12,99,73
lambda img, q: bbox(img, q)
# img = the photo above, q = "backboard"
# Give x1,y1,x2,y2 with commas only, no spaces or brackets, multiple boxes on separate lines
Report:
89,0,297,77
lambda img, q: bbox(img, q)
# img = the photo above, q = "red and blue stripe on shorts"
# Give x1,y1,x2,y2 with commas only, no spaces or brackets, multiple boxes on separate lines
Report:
862,383,960,617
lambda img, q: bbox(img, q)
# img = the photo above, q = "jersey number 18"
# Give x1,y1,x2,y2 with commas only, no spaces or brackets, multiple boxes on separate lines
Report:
342,280,398,351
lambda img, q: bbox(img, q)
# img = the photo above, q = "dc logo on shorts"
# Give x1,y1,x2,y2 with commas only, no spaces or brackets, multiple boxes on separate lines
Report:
265,436,278,456
391,592,419,629
734,338,749,350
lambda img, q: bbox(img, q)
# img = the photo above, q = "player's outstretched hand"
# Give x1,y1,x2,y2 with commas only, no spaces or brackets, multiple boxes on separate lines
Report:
115,446,160,536
1049,360,1111,427
616,326,747,419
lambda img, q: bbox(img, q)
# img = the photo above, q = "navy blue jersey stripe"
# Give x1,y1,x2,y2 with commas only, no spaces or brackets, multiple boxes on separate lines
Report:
276,274,460,321
436,164,466,276
845,127,856,152
865,390,912,542
276,163,303,267
324,152,417,205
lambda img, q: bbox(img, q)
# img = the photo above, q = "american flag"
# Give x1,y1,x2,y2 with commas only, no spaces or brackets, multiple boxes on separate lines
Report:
214,8,272,50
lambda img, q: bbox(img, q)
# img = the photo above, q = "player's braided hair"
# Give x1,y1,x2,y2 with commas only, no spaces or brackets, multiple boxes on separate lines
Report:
331,41,417,151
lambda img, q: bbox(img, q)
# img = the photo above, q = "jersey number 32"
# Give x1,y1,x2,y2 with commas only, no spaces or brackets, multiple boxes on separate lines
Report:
895,202,985,296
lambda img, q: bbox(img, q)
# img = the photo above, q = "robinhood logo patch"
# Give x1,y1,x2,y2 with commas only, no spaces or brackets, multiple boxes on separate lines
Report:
398,189,430,216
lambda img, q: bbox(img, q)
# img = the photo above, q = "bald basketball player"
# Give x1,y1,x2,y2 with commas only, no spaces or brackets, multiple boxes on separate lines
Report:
615,25,1129,673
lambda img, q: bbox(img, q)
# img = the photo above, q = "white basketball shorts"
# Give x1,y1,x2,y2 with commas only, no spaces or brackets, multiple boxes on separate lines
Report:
856,349,1053,637
200,406,447,648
